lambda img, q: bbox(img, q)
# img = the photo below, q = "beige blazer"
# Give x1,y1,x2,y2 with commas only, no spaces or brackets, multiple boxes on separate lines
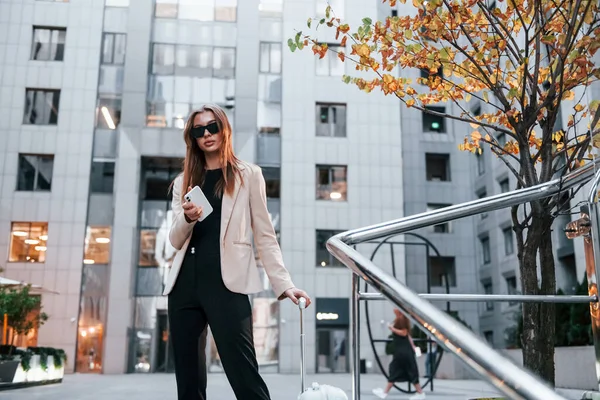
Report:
162,161,295,300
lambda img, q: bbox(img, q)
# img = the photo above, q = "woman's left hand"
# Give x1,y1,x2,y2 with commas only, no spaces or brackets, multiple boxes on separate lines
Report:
284,288,312,307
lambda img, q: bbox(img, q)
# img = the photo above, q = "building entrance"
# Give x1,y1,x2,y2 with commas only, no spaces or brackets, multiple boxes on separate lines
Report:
316,328,349,373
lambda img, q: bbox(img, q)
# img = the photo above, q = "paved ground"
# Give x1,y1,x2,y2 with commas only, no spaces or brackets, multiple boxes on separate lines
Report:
0,373,591,400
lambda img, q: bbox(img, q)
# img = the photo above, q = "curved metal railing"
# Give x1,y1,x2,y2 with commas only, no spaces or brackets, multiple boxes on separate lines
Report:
326,160,600,400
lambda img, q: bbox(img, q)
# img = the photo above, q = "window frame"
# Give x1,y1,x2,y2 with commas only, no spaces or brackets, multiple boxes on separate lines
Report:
503,227,514,255
101,32,127,65
259,42,282,74
422,106,446,133
315,103,347,138
315,44,344,77
154,0,238,22
425,153,451,182
426,203,452,233
483,281,494,311
315,164,348,202
23,88,61,126
16,153,54,192
8,222,49,263
30,26,66,62
428,256,457,287
481,236,491,264
316,229,345,267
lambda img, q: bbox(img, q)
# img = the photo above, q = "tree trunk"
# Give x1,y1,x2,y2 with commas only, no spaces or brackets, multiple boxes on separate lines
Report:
519,210,556,386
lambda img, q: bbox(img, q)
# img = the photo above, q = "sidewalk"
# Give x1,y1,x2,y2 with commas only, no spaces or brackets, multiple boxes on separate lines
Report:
0,372,590,400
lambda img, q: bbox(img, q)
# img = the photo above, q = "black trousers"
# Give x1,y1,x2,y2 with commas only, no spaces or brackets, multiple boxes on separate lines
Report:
168,246,271,400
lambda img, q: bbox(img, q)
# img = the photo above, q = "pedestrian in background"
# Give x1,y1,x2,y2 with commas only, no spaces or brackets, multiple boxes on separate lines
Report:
372,308,426,399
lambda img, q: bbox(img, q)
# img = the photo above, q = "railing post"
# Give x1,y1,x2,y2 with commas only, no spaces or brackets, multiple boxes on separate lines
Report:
581,202,600,389
350,272,360,400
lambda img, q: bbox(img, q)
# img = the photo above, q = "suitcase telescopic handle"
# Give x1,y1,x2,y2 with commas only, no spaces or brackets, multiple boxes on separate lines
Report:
299,297,307,394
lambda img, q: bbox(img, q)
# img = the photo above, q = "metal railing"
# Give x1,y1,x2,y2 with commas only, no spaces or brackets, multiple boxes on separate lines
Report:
326,160,600,400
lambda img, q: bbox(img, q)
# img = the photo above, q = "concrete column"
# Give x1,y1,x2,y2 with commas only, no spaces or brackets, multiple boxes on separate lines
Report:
102,0,152,374
233,0,260,162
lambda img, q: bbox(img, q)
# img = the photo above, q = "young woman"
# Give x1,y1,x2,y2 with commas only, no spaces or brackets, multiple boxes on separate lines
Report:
372,309,425,400
163,104,311,400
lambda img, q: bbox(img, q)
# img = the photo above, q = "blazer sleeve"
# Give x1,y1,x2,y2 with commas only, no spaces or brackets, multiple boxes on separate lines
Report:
248,165,295,300
169,175,197,250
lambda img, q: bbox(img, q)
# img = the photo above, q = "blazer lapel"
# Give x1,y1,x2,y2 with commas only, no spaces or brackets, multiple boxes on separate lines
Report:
220,163,246,242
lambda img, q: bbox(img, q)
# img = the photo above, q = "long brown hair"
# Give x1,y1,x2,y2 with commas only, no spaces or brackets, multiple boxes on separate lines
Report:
393,309,411,331
178,104,242,199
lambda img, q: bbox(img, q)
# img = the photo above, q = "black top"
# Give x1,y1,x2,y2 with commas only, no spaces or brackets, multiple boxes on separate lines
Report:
188,169,223,274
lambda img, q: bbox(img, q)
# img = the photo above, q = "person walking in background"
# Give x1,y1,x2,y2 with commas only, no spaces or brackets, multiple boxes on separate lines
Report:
372,309,426,399
164,104,311,400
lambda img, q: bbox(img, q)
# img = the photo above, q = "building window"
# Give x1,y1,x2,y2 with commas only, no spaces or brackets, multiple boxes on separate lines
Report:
429,256,456,287
90,161,115,193
101,33,126,65
422,106,446,132
141,157,182,201
96,97,121,129
497,133,506,147
155,0,237,22
316,103,346,137
503,227,514,255
17,154,54,192
316,44,344,76
426,203,451,233
83,226,112,265
9,222,48,263
106,0,129,5
31,27,66,61
419,68,442,81
506,276,518,305
477,190,488,219
477,149,485,175
499,178,509,193
259,42,282,74
316,165,347,201
261,167,280,198
147,44,236,128
483,281,494,311
425,153,450,181
316,230,344,267
152,44,228,77
23,89,61,125
484,330,494,345
213,47,236,78
480,236,491,264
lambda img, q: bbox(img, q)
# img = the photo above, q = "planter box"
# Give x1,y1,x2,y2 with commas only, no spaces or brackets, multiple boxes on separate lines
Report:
6,355,64,384
0,360,20,383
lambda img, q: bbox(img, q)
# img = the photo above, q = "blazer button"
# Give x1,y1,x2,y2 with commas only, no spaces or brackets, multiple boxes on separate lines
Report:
191,247,195,254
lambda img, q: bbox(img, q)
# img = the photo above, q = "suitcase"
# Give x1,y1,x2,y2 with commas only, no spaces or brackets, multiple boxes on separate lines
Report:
297,297,349,400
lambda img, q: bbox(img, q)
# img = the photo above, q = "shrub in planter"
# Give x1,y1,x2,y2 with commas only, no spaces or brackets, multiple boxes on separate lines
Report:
0,285,49,354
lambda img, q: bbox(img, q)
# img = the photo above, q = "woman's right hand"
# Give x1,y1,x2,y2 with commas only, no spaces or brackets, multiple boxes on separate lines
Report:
183,187,203,222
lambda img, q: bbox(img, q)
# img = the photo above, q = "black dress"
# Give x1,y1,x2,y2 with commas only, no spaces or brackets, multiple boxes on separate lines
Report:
388,333,420,384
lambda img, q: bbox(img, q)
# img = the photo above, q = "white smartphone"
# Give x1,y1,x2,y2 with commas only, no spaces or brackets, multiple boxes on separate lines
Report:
184,186,213,222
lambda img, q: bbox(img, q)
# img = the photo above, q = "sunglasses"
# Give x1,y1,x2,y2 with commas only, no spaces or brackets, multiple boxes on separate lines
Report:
190,122,220,139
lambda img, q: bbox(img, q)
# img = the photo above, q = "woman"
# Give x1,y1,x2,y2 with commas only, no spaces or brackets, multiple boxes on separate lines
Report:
163,104,311,400
372,309,425,399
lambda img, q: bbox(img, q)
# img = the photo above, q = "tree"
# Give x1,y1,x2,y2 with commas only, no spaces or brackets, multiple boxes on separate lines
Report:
0,285,48,356
289,0,600,385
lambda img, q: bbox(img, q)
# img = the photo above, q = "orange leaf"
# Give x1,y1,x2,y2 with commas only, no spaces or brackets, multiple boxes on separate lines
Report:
341,36,348,47
338,52,345,62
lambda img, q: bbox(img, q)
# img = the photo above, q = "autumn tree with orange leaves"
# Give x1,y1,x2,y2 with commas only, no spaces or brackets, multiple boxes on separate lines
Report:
290,0,600,386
